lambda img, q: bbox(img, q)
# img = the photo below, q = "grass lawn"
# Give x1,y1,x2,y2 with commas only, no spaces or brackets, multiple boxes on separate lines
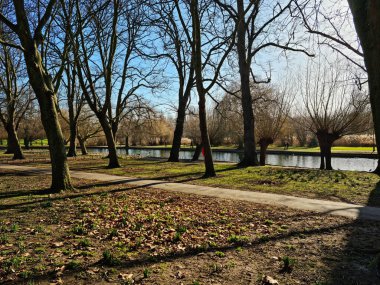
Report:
1,151,380,206
59,156,380,207
1,169,380,284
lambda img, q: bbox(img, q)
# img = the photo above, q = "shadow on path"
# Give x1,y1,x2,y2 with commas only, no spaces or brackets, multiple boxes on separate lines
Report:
325,181,380,284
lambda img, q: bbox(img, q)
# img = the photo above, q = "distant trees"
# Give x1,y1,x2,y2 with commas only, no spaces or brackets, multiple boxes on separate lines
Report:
301,61,369,170
0,40,32,159
255,86,293,165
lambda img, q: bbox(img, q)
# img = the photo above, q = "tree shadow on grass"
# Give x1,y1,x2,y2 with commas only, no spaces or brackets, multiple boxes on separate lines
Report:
6,218,357,285
324,181,380,284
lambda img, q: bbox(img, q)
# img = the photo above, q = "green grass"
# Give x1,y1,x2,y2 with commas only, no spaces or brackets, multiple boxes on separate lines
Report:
68,157,380,207
268,146,376,153
0,138,49,146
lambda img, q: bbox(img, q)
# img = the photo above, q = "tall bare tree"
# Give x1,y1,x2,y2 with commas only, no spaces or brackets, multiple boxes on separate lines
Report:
216,0,313,167
144,2,195,162
185,0,236,177
64,0,154,168
0,0,73,191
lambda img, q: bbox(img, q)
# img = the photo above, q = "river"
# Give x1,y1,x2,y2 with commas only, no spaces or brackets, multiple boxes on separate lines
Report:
87,147,378,172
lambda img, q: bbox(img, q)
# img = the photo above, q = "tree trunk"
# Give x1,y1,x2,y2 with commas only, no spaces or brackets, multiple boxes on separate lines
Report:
319,146,326,170
12,1,73,192
348,0,380,174
317,132,337,170
198,92,215,177
236,0,259,167
168,100,187,162
258,138,273,166
192,143,202,161
325,145,333,170
100,117,120,168
38,94,73,191
67,122,77,157
125,135,129,155
5,124,24,160
78,136,88,155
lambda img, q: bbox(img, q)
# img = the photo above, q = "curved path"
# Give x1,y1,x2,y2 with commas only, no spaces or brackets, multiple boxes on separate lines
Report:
1,164,380,221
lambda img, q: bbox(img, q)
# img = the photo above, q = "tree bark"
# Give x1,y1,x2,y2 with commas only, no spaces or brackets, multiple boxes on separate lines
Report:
258,138,273,166
192,143,202,161
125,135,129,155
9,0,73,192
100,117,120,168
198,92,215,177
191,0,215,177
237,0,259,167
348,0,380,174
168,100,187,162
67,121,77,157
77,135,88,155
5,124,24,159
317,132,338,170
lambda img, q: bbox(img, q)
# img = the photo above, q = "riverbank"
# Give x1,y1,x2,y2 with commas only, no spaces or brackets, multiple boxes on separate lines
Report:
3,152,378,207
0,145,377,158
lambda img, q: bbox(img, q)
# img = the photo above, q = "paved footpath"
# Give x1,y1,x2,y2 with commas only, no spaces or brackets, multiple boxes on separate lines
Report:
1,164,380,221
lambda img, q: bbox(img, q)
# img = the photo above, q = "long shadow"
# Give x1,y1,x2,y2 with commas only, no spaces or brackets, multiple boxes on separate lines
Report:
7,218,354,285
71,163,240,183
0,180,174,212
325,181,380,284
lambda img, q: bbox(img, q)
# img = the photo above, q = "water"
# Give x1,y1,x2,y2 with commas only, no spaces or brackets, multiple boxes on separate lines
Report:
88,147,378,172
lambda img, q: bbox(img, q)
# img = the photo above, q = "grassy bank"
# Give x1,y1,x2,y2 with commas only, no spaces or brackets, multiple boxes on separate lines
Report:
64,157,380,207
1,169,380,284
1,151,379,206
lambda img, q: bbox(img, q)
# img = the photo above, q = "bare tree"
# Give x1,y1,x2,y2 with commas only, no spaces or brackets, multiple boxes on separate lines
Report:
184,0,236,177
64,0,155,168
0,0,73,191
295,0,380,174
255,85,293,165
145,1,195,162
215,0,313,167
76,107,102,155
57,58,85,157
301,61,369,170
0,39,32,159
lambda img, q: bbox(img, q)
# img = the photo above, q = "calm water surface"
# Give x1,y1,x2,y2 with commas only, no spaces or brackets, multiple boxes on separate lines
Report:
88,148,377,172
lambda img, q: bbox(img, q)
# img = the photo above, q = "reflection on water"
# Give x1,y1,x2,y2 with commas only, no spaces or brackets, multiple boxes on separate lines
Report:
88,148,377,172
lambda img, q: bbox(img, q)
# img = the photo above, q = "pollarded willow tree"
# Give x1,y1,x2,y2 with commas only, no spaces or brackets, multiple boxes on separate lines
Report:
255,85,293,166
0,0,73,191
296,0,380,174
301,61,369,170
